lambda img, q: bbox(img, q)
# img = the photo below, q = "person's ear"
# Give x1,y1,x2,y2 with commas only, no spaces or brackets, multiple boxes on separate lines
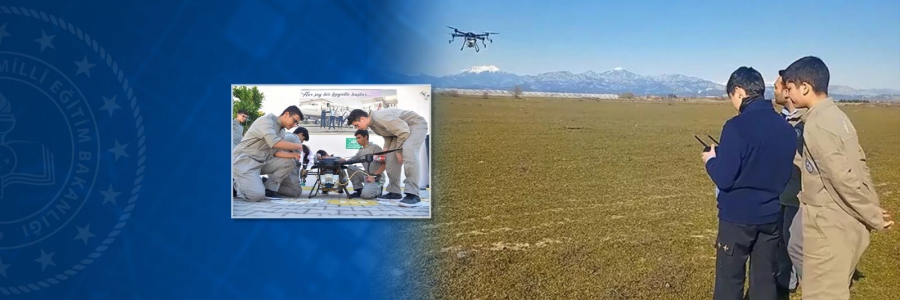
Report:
733,87,746,99
800,83,811,96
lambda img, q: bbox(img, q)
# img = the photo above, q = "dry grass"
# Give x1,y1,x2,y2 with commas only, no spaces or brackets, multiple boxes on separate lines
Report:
409,95,900,299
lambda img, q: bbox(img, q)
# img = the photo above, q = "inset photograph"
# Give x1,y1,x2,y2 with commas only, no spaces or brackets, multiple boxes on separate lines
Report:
231,84,432,219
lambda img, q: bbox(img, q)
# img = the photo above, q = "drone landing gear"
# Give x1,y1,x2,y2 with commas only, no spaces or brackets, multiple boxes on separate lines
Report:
307,168,348,199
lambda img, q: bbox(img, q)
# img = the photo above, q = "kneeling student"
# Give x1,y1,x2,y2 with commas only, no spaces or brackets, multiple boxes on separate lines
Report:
342,130,386,199
266,127,310,198
232,106,305,201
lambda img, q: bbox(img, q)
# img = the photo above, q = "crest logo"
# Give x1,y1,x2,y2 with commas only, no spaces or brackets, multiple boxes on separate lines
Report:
0,6,146,294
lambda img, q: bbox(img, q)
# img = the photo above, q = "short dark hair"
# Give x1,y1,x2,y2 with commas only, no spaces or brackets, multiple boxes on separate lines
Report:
354,129,369,138
782,56,829,96
237,109,248,115
726,66,766,99
282,105,304,121
293,126,309,141
301,144,310,164
346,109,369,126
316,150,328,157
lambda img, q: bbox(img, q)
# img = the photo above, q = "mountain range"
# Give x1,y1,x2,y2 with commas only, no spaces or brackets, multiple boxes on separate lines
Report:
396,66,900,100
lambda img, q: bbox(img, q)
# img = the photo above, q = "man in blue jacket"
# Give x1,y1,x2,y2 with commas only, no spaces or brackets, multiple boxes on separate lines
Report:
703,67,797,300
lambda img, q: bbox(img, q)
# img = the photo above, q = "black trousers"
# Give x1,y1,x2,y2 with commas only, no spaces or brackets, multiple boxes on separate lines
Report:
775,205,799,290
714,220,780,300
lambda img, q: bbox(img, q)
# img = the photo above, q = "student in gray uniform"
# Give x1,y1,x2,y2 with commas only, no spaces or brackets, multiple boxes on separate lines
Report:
266,127,310,198
293,128,312,186
342,130,386,199
232,106,305,202
232,110,248,149
347,108,428,207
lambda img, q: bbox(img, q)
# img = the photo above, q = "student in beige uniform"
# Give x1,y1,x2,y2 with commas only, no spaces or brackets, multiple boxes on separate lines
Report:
232,110,248,149
233,106,305,202
267,127,310,198
347,108,428,207
342,129,386,199
782,56,893,299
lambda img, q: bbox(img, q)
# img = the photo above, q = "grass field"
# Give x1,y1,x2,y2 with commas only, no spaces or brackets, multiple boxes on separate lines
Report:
414,95,900,299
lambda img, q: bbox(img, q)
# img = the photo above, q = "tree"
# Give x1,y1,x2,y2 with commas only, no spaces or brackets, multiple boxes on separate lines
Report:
512,85,523,99
667,93,678,99
620,92,635,99
482,91,489,99
232,86,265,133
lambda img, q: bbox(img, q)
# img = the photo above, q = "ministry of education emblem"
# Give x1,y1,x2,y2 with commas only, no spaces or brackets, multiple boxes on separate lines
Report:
0,6,146,295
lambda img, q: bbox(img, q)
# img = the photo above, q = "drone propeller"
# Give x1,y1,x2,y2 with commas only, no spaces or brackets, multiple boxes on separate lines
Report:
483,32,499,35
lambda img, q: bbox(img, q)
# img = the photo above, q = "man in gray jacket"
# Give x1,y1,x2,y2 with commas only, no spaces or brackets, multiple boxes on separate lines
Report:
342,129,386,199
233,106,305,202
347,108,428,207
232,110,248,149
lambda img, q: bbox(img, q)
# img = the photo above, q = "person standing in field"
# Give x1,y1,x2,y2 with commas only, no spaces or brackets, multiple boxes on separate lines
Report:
782,56,894,299
703,66,797,300
772,69,804,293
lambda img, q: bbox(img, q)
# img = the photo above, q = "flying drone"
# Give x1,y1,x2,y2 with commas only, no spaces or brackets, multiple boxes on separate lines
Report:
447,26,498,52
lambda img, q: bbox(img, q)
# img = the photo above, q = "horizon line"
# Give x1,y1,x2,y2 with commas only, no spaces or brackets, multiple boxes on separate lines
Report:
405,66,900,91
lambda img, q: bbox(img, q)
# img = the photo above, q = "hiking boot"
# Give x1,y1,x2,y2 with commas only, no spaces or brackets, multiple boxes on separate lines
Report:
377,192,403,201
398,194,422,207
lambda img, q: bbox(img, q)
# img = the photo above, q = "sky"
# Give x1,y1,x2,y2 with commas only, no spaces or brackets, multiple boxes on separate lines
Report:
408,0,900,90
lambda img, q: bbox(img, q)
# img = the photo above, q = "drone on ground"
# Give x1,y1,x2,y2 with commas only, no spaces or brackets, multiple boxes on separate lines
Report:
447,26,498,52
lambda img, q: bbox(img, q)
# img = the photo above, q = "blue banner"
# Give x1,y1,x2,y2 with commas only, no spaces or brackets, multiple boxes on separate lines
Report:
0,0,432,299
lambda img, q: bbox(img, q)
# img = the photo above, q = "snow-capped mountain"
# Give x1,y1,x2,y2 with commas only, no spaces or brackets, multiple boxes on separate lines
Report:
462,65,501,73
398,66,899,99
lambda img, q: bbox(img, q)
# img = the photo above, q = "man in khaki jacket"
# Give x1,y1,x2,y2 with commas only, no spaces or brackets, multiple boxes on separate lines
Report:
347,108,428,207
233,106,305,202
782,56,893,299
267,127,309,198
341,129,386,199
232,110,248,149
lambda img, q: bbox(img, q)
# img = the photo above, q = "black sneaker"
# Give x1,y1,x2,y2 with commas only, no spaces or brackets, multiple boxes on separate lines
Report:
264,189,282,200
348,189,363,199
398,194,422,207
377,192,403,201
